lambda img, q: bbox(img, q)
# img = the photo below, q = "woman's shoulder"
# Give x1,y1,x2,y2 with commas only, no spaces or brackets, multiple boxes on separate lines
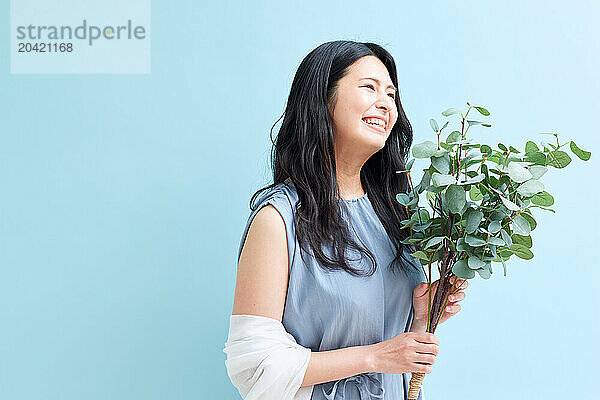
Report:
238,180,299,264
252,180,299,211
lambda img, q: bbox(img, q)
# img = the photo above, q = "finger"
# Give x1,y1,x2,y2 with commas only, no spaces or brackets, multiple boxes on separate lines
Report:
415,353,436,365
414,333,439,345
444,304,461,313
448,292,466,302
455,279,468,290
413,363,433,374
450,283,468,295
413,282,429,298
416,343,439,356
450,275,466,284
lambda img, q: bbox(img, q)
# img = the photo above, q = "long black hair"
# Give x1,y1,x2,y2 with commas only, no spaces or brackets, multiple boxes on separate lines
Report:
250,40,419,277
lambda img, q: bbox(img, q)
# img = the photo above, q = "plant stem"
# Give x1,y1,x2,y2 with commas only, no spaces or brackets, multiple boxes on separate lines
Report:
426,259,433,331
432,278,457,331
502,150,512,168
407,171,424,227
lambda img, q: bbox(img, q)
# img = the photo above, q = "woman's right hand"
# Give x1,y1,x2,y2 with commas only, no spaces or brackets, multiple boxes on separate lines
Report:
368,332,440,374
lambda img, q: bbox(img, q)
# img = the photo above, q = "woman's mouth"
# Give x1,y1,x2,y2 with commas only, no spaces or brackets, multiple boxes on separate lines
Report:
362,118,386,133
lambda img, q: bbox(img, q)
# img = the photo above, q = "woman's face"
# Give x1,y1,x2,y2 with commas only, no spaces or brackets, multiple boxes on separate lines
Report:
329,55,398,157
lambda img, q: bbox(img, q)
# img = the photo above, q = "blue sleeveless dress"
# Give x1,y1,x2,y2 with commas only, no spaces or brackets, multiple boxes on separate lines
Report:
236,182,426,400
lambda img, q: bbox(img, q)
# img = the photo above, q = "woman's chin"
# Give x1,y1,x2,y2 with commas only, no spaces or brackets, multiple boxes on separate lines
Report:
361,128,388,145
362,136,387,151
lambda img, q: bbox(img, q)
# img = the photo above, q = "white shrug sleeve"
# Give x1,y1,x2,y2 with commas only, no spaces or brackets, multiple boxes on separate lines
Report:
223,314,314,400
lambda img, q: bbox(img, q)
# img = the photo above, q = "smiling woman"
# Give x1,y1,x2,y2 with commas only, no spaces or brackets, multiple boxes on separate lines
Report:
328,56,400,171
224,40,439,400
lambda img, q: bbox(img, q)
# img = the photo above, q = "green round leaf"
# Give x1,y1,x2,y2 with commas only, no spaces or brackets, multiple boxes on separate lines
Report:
425,236,446,250
416,170,432,193
442,108,461,117
411,251,430,261
469,186,483,201
521,213,537,231
396,193,410,206
487,236,505,246
509,244,534,260
488,221,502,234
474,106,490,116
506,162,533,183
525,141,540,153
476,266,492,279
517,180,545,197
446,130,461,143
467,120,484,127
524,151,547,165
412,141,438,158
498,248,514,259
468,256,486,269
528,165,547,180
547,151,572,168
500,196,521,211
413,221,432,232
569,141,591,161
490,211,506,221
431,154,451,174
512,234,532,248
432,172,457,187
430,118,440,132
531,191,554,206
452,260,475,279
446,184,466,214
458,174,485,185
465,209,484,234
465,234,487,247
456,237,471,253
487,154,503,164
500,229,513,247
512,214,531,235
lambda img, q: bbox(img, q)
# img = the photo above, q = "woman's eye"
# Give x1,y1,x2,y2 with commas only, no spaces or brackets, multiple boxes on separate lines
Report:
363,84,395,100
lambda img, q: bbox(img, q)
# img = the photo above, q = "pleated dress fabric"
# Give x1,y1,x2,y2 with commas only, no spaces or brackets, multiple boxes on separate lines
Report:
236,182,426,400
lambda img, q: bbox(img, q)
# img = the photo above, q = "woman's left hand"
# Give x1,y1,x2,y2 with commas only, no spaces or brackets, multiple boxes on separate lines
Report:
412,276,468,327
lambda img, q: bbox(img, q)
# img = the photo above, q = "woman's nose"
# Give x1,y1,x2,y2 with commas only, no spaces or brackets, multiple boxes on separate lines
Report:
376,95,393,111
376,101,389,111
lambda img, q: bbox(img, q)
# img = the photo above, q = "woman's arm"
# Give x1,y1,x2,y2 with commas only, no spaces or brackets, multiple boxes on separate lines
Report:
232,204,375,387
232,204,290,320
300,344,374,387
409,318,427,333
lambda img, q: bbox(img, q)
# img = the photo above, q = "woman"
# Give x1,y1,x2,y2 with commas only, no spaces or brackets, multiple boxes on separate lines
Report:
225,40,467,400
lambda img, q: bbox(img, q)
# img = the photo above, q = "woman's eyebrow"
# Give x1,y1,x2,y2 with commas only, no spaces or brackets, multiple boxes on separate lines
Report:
360,77,397,92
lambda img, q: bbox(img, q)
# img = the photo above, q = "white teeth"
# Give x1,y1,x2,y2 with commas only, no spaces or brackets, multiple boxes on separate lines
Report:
363,118,385,128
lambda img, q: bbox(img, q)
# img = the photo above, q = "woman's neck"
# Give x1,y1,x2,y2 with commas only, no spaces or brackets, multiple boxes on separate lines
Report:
283,176,365,200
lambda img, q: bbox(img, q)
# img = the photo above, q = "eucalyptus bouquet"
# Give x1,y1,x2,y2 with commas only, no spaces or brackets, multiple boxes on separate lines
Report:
395,102,592,399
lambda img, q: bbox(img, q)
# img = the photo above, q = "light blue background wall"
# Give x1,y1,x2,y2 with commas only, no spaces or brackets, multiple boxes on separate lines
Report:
1,0,598,399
